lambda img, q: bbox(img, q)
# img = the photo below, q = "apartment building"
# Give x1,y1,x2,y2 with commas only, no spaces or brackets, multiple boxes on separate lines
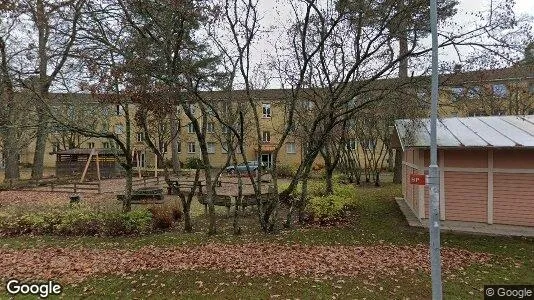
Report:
8,65,533,173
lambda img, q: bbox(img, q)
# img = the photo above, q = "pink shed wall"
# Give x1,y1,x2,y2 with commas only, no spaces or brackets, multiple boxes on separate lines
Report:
443,150,487,168
404,148,534,228
403,149,418,214
493,174,534,227
493,149,534,169
443,171,488,223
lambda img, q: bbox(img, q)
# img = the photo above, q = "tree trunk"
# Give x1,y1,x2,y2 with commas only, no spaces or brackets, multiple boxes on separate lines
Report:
285,162,312,227
2,136,20,182
297,174,310,223
182,196,192,232
232,152,242,235
199,146,216,235
170,114,181,174
393,29,408,184
374,172,380,187
31,109,48,181
393,149,402,183
325,167,334,195
123,166,133,212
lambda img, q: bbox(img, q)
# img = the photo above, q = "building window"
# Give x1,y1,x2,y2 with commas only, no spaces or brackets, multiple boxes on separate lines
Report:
206,106,215,116
206,122,215,133
87,142,95,149
52,142,60,152
188,142,196,153
188,103,196,114
449,87,464,102
102,142,110,149
114,125,124,135
262,131,271,143
492,83,509,97
305,100,314,110
286,143,296,154
176,142,181,153
136,132,144,142
207,142,216,154
467,86,481,99
222,125,230,134
361,139,376,151
188,122,195,133
262,103,271,118
346,139,357,150
116,104,125,116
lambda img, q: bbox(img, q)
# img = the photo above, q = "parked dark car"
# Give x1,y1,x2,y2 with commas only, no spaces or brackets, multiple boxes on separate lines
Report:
226,161,265,174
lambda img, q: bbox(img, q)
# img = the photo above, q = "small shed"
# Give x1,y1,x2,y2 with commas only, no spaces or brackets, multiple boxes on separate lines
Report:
393,115,534,231
51,148,123,180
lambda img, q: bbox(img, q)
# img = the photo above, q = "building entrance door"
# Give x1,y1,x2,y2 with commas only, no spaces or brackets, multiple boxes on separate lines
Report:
261,153,272,169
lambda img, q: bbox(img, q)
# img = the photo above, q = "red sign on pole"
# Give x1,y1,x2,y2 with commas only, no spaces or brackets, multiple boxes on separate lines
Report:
410,174,426,185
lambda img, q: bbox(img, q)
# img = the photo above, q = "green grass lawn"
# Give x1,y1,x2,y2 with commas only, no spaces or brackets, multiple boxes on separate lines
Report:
1,182,532,299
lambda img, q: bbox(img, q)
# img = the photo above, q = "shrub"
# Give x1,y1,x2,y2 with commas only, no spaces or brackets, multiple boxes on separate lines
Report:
184,157,204,169
0,208,154,236
148,206,174,230
312,162,325,171
276,164,297,178
304,183,357,225
305,194,350,224
170,206,183,221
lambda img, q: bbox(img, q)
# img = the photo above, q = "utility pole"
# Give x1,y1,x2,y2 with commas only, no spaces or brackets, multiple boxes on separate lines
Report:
429,0,442,299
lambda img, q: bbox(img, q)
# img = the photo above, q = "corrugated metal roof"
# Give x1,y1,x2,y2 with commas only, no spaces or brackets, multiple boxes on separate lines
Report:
395,115,534,150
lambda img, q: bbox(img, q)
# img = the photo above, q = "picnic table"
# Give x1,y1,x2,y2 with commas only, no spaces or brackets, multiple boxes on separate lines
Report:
117,187,164,204
198,188,275,214
166,180,205,196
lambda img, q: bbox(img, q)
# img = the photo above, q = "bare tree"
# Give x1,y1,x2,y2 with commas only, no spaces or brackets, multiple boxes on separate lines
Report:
274,0,529,227
5,0,88,180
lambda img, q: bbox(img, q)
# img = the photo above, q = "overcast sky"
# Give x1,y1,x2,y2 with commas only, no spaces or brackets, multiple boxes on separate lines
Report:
244,0,533,88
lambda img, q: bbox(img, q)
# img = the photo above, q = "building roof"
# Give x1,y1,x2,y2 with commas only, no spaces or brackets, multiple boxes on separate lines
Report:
394,115,534,150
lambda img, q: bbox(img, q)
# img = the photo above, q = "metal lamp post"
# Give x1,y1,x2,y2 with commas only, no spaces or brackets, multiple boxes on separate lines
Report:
429,0,442,299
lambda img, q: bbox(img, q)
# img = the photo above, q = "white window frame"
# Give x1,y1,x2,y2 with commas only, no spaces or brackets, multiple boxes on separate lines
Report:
286,143,296,154
114,124,124,135
102,141,110,149
136,132,144,142
262,131,271,143
87,142,95,149
188,142,196,153
116,104,125,116
206,122,215,133
347,139,357,150
207,142,216,154
305,100,314,110
262,103,271,118
188,103,196,114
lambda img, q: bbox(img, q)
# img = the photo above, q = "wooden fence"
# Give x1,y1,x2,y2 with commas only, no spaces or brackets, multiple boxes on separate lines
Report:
132,177,161,189
50,182,102,193
1,177,102,194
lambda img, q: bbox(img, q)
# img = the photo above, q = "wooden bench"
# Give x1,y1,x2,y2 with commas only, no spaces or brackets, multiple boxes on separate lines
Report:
117,187,164,204
198,194,232,214
167,180,204,196
239,193,271,210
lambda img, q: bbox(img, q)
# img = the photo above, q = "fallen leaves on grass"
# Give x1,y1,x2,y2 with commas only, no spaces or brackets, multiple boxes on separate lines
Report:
0,243,490,284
